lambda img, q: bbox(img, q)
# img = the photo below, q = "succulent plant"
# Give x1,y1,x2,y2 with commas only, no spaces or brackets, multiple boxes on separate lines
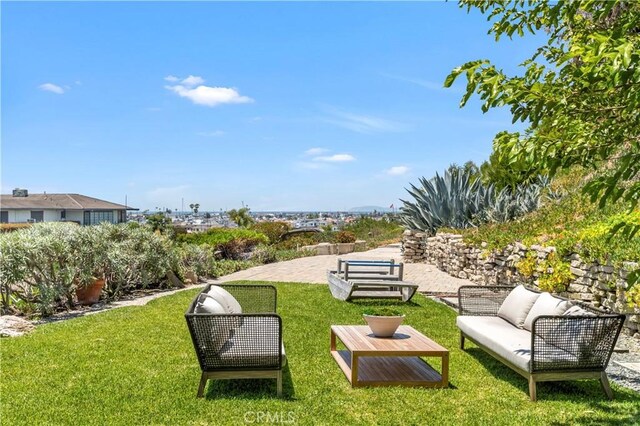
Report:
400,170,554,234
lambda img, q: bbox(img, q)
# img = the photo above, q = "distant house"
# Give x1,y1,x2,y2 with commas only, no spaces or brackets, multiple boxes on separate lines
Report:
0,189,137,225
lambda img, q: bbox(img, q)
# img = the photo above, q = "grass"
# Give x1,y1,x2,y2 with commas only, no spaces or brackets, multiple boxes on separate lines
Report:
2,282,639,425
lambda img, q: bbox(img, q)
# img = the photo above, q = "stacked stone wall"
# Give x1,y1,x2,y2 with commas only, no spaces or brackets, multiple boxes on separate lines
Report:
402,230,640,338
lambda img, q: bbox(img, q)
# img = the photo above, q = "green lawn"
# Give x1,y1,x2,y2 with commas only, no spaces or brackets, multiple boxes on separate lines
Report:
2,282,639,425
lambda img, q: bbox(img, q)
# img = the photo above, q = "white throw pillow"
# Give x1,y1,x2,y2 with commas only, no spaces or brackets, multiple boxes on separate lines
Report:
497,285,540,328
523,292,572,331
207,285,243,314
194,295,226,314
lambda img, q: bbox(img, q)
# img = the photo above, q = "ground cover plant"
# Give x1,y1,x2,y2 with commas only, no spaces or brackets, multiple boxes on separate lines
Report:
2,282,638,425
449,173,640,271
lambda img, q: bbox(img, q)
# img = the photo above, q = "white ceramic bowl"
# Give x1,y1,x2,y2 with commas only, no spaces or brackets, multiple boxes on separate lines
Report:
363,314,405,337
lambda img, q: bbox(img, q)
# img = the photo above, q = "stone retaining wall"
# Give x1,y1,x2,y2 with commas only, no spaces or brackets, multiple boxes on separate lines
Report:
402,230,640,338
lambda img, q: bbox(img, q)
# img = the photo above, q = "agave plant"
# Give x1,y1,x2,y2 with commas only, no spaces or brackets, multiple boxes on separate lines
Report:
401,170,557,233
400,169,492,234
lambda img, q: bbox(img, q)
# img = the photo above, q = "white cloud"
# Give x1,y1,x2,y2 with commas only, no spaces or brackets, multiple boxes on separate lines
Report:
164,75,179,82
181,75,205,87
165,75,253,107
385,166,410,176
197,130,225,137
38,83,65,94
322,107,406,134
314,154,355,163
304,147,328,156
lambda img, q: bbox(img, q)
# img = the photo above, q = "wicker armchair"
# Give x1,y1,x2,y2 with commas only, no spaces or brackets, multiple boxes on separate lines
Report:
185,284,285,397
457,285,624,401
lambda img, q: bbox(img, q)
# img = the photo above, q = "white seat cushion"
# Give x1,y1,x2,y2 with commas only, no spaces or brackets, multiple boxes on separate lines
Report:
207,285,243,314
457,316,532,371
523,292,572,331
497,285,540,328
458,316,580,373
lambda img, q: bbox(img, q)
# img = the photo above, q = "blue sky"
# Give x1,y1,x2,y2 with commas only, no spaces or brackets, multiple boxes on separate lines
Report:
2,2,541,212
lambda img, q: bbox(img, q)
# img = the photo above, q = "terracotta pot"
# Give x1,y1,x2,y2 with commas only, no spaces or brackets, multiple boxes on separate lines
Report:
76,278,105,305
363,314,405,337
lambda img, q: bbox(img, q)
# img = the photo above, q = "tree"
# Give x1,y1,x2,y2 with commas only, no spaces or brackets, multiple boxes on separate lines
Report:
446,0,640,282
146,213,172,234
480,146,543,191
447,161,482,183
227,207,254,228
446,2,639,214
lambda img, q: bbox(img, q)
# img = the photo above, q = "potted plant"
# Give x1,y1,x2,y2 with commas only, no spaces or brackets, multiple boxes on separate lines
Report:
71,226,110,305
363,308,405,337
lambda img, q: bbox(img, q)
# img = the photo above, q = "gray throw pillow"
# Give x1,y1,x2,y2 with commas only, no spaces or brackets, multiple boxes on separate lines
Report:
497,285,540,328
523,292,573,331
194,295,228,352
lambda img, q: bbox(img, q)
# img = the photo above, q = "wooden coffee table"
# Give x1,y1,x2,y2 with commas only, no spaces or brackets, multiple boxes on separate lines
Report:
330,325,449,388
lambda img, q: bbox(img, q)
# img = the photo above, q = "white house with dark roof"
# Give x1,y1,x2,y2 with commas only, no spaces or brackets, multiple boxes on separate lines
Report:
0,189,137,225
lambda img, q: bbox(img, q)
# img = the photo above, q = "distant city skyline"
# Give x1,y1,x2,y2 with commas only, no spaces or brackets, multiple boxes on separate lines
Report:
2,2,539,211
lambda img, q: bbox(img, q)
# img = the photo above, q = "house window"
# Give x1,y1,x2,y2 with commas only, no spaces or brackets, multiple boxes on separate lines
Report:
0,211,7,223
83,211,115,225
30,211,44,222
61,210,66,220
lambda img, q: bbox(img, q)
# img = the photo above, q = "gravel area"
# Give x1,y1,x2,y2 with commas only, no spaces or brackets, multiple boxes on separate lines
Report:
607,333,640,392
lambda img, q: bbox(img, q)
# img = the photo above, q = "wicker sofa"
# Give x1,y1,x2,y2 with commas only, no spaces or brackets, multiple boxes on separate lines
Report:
457,285,624,401
185,284,286,397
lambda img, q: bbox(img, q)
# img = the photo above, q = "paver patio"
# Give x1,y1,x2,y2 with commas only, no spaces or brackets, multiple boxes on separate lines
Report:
213,244,471,294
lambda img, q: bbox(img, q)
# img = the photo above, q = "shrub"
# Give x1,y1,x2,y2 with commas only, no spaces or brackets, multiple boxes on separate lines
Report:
176,228,268,258
174,243,216,280
515,252,538,280
86,223,177,299
0,223,32,233
0,222,177,316
334,231,356,243
275,248,316,262
250,221,291,244
275,234,322,250
251,245,279,264
209,259,257,278
0,223,78,315
343,217,404,248
537,254,573,293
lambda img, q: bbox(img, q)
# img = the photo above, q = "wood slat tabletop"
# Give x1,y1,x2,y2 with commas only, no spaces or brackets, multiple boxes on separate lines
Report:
331,325,448,356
